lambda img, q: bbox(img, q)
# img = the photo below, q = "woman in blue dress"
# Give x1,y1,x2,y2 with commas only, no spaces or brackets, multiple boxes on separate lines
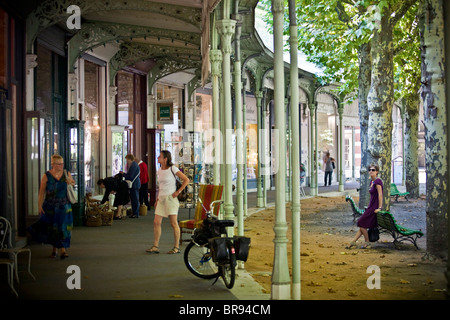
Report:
35,154,75,259
346,164,383,249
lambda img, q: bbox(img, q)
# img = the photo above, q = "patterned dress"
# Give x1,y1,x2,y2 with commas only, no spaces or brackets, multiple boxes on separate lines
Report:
32,171,73,248
357,178,383,229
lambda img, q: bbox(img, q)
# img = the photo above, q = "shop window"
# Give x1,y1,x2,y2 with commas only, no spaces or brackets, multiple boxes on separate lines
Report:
35,44,52,114
157,83,182,163
0,8,7,87
84,60,101,194
117,70,134,128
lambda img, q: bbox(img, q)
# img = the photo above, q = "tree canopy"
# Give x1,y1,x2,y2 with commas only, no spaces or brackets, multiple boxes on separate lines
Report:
257,0,420,103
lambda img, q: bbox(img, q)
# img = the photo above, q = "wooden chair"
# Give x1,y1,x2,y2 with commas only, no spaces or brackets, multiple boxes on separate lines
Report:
178,184,223,244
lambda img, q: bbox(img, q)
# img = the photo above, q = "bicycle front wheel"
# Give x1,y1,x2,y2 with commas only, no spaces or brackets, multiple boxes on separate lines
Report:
184,241,219,279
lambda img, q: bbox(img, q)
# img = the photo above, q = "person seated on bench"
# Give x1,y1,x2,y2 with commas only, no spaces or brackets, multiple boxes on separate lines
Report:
346,164,383,249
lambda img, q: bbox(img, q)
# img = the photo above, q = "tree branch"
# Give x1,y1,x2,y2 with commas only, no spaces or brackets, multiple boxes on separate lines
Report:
390,0,418,26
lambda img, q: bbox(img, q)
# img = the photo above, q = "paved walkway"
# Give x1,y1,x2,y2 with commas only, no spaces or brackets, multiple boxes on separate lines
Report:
2,180,380,300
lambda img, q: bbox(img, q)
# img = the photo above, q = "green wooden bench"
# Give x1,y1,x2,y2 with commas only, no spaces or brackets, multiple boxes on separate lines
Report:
390,183,409,202
376,210,423,249
345,195,423,249
345,195,364,223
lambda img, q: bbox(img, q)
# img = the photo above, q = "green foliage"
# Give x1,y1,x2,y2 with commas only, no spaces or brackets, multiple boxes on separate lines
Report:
256,0,420,104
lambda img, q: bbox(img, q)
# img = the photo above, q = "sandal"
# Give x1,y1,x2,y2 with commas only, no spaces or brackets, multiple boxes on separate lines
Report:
60,252,69,260
50,251,57,258
168,247,181,254
360,242,371,249
146,246,159,254
345,242,357,249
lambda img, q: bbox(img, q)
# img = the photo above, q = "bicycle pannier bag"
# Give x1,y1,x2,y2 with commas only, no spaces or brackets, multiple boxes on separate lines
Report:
208,237,229,263
233,236,251,262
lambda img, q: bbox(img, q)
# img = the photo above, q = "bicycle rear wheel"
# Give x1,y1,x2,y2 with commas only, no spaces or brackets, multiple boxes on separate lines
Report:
220,263,235,289
184,241,219,279
220,250,236,289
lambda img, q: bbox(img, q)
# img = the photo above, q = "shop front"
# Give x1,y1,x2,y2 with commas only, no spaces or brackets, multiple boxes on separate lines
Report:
0,5,25,236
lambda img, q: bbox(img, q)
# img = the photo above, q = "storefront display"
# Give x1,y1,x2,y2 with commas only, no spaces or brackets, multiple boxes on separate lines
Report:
66,120,85,226
84,60,102,195
109,125,128,177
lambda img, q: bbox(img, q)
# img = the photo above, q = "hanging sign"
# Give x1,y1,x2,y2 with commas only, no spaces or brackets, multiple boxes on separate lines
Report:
157,102,173,123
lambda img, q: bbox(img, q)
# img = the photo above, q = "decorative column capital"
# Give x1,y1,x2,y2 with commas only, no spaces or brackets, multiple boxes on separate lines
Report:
109,85,118,98
210,49,223,76
216,19,236,54
271,0,285,14
26,54,38,75
337,105,344,118
68,73,78,87
255,90,263,100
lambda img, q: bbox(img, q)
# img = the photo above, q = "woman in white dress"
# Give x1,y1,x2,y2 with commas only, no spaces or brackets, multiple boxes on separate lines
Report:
146,150,189,254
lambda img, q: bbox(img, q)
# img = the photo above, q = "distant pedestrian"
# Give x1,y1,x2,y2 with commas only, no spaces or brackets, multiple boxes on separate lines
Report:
323,152,335,186
138,159,149,208
346,164,383,249
123,154,141,218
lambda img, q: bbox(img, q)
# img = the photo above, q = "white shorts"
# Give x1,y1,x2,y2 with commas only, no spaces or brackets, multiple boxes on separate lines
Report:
155,195,179,217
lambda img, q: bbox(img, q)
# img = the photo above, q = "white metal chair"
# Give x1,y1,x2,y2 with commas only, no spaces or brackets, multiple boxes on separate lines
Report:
0,216,35,284
0,256,18,297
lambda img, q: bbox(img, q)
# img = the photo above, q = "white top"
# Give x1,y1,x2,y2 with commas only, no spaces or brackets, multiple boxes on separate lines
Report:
157,166,179,197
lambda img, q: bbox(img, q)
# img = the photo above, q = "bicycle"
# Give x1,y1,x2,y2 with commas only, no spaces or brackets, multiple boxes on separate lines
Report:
183,198,250,289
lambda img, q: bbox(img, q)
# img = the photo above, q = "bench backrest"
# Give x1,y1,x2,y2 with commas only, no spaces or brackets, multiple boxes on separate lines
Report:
376,211,397,231
390,183,400,193
194,184,224,221
345,196,364,214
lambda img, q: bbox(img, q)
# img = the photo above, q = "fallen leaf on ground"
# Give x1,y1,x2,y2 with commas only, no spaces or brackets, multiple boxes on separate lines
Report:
400,279,410,284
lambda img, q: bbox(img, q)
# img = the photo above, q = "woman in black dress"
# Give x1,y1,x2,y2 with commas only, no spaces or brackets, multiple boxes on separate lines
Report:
97,173,130,219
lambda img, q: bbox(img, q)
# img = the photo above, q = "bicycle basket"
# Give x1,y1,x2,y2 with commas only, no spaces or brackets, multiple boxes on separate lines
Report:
234,236,251,262
208,237,231,263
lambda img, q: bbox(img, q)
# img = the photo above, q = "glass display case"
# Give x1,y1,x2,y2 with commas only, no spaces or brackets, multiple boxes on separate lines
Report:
66,120,85,226
146,128,163,206
109,125,128,177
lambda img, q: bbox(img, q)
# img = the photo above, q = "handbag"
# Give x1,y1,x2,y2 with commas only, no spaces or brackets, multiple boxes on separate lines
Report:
126,172,140,189
368,227,380,242
64,170,77,204
170,166,188,202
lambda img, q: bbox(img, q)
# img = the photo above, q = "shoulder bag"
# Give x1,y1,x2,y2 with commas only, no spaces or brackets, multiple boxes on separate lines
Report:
126,171,140,189
170,167,188,202
64,170,77,204
368,227,380,242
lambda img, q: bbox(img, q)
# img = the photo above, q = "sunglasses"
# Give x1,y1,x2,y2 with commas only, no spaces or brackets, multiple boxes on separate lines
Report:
368,168,377,172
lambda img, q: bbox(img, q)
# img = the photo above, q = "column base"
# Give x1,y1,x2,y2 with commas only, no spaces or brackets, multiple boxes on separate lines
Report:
292,283,301,300
271,283,291,300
